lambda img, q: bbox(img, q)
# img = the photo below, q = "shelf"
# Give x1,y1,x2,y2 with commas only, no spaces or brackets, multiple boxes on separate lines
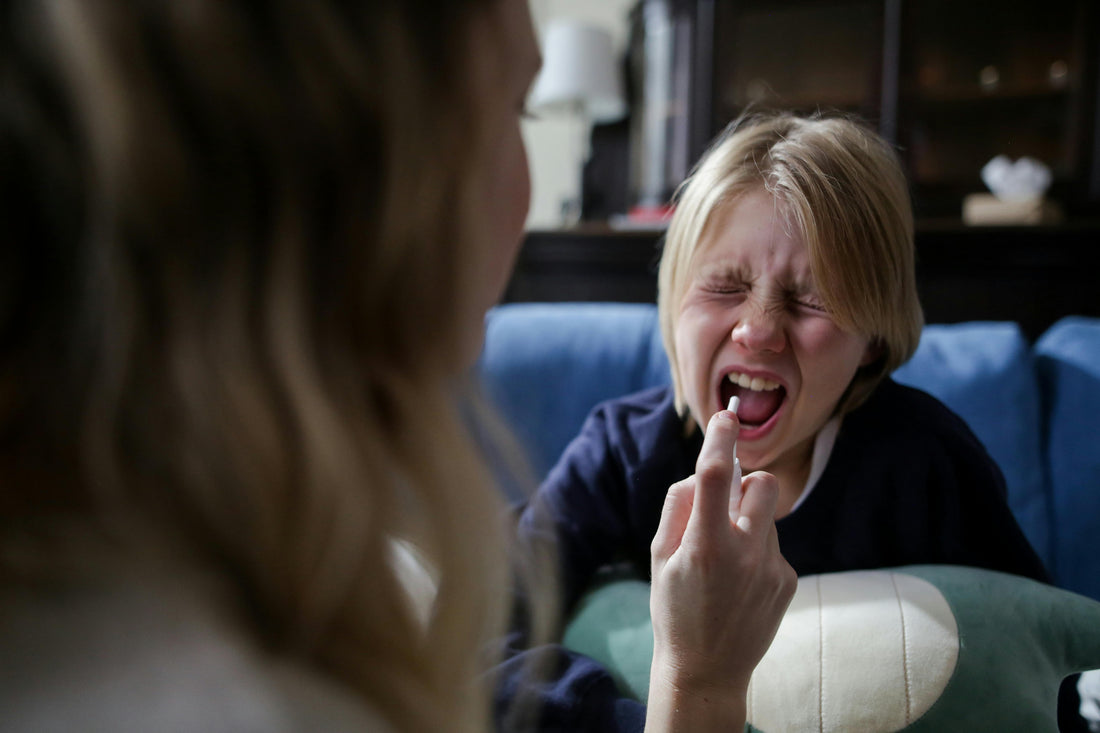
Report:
580,0,1099,235
506,224,1100,339
722,93,869,113
907,83,1072,105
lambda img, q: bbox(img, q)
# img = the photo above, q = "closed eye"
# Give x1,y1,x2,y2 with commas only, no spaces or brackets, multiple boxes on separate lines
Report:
697,269,749,296
794,299,828,313
704,284,746,295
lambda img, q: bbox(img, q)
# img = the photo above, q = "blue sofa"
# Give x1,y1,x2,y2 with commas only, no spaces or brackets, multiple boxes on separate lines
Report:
479,302,1100,603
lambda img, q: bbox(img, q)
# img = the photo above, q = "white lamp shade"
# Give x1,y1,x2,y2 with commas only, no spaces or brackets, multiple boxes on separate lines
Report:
529,21,627,124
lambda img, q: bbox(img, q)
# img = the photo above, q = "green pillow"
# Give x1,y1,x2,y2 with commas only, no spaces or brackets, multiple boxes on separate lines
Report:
563,566,1100,732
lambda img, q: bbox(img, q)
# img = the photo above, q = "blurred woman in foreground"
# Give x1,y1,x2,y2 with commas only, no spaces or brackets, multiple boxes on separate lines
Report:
0,1,792,730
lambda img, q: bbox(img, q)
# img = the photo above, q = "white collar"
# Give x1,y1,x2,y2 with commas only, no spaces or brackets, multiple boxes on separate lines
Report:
788,416,842,514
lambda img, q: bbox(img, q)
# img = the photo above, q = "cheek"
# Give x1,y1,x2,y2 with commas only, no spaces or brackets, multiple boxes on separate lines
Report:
674,305,723,414
799,319,847,355
458,128,532,363
796,320,870,387
474,126,530,310
674,308,708,375
491,129,530,255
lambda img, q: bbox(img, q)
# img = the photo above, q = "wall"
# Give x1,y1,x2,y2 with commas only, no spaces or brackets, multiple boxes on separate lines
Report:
523,0,636,229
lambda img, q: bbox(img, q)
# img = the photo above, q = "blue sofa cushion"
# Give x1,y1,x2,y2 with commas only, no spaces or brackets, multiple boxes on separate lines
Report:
481,305,1051,573
893,322,1051,572
1036,317,1100,599
480,303,670,478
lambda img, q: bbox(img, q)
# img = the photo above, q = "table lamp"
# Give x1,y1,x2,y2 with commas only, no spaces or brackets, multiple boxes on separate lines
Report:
528,20,627,224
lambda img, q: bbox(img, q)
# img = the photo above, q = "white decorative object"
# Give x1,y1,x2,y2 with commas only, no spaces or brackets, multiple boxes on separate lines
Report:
963,155,1062,225
980,155,1052,200
1081,669,1100,732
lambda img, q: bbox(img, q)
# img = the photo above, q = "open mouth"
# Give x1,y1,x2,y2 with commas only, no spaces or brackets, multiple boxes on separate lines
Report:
719,371,786,431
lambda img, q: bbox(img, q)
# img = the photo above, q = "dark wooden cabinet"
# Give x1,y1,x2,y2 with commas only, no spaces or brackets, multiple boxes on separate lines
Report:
596,0,1100,221
505,224,1100,341
711,0,888,126
897,0,1097,217
554,1,1100,334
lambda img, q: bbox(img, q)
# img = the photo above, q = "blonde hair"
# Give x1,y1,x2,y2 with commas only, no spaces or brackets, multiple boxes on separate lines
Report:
658,112,924,417
1,1,516,730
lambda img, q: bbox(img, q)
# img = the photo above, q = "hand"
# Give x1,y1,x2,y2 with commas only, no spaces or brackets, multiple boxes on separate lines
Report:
645,408,796,732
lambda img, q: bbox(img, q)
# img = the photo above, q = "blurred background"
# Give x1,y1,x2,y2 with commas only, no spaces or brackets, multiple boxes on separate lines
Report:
513,0,1100,339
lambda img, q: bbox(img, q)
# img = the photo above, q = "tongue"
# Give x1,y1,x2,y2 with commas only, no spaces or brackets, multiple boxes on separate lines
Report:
734,386,783,425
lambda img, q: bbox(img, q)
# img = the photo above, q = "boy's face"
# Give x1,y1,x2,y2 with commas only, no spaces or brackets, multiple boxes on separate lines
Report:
674,188,875,478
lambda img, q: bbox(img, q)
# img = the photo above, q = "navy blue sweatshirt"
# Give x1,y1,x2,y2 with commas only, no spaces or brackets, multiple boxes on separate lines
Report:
494,379,1049,732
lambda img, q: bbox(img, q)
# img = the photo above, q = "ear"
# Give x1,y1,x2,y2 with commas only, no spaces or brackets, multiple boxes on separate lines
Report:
860,338,884,367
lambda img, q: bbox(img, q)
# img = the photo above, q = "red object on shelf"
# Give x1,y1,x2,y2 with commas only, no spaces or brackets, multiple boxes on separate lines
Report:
627,203,676,224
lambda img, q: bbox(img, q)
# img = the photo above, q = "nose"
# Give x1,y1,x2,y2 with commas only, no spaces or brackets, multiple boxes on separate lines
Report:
730,304,787,355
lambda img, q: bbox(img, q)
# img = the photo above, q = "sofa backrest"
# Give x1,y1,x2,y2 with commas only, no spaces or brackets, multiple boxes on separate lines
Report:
893,322,1050,571
1036,317,1100,600
480,303,670,479
479,303,1062,580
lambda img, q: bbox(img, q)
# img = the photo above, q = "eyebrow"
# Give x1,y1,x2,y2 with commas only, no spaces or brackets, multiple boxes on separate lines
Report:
786,271,819,293
695,261,819,293
697,261,749,282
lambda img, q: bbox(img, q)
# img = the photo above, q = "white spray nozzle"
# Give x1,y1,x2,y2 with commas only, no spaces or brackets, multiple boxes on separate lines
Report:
727,396,743,520
727,395,741,455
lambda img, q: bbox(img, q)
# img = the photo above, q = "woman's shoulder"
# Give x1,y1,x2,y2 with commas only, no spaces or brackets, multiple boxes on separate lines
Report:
0,563,386,733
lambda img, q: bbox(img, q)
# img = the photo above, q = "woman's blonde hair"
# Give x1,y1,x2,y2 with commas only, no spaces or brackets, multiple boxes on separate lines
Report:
658,112,924,417
1,1,514,730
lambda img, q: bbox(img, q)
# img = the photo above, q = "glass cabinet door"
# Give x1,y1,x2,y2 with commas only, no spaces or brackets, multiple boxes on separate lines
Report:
711,0,885,130
899,0,1091,217
599,0,1099,222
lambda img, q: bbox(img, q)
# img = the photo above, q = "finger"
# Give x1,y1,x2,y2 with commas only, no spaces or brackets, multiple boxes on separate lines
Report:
734,471,780,537
729,455,744,520
687,409,739,538
766,515,782,554
652,477,695,564
760,516,784,573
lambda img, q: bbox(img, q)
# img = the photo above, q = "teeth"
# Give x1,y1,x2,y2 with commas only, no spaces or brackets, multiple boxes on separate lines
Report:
727,371,781,392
